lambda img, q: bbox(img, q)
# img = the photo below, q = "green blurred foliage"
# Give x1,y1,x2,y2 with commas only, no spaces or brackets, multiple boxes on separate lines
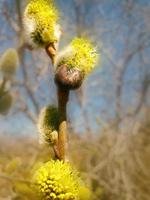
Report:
0,48,19,77
0,48,19,115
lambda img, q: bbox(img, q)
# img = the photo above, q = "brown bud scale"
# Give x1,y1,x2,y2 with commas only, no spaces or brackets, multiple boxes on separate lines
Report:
55,64,84,90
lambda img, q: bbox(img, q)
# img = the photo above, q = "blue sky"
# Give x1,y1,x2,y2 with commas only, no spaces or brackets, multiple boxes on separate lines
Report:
0,0,150,136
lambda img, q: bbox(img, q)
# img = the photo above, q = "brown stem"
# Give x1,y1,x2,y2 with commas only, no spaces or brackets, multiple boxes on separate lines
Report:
57,87,69,161
45,43,57,65
46,44,69,161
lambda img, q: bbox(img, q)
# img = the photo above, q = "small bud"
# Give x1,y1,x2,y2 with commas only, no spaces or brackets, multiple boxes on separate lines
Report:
0,48,19,77
23,0,60,49
38,105,59,145
55,64,84,90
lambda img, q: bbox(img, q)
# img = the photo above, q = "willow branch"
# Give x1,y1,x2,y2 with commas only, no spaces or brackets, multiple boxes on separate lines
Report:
46,43,69,161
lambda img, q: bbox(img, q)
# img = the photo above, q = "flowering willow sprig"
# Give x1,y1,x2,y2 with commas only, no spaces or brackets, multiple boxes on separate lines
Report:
55,38,98,90
33,160,91,200
23,1,97,199
23,0,61,49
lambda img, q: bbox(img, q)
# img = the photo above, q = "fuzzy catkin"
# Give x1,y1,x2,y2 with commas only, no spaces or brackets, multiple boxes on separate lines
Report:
56,38,98,75
38,106,59,145
23,0,60,48
33,160,92,200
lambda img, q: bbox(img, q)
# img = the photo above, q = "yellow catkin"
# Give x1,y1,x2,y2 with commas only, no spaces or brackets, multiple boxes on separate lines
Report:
33,160,91,200
56,38,98,75
24,0,59,47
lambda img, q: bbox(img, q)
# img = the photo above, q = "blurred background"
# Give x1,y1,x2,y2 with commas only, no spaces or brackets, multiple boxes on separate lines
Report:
0,0,150,199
